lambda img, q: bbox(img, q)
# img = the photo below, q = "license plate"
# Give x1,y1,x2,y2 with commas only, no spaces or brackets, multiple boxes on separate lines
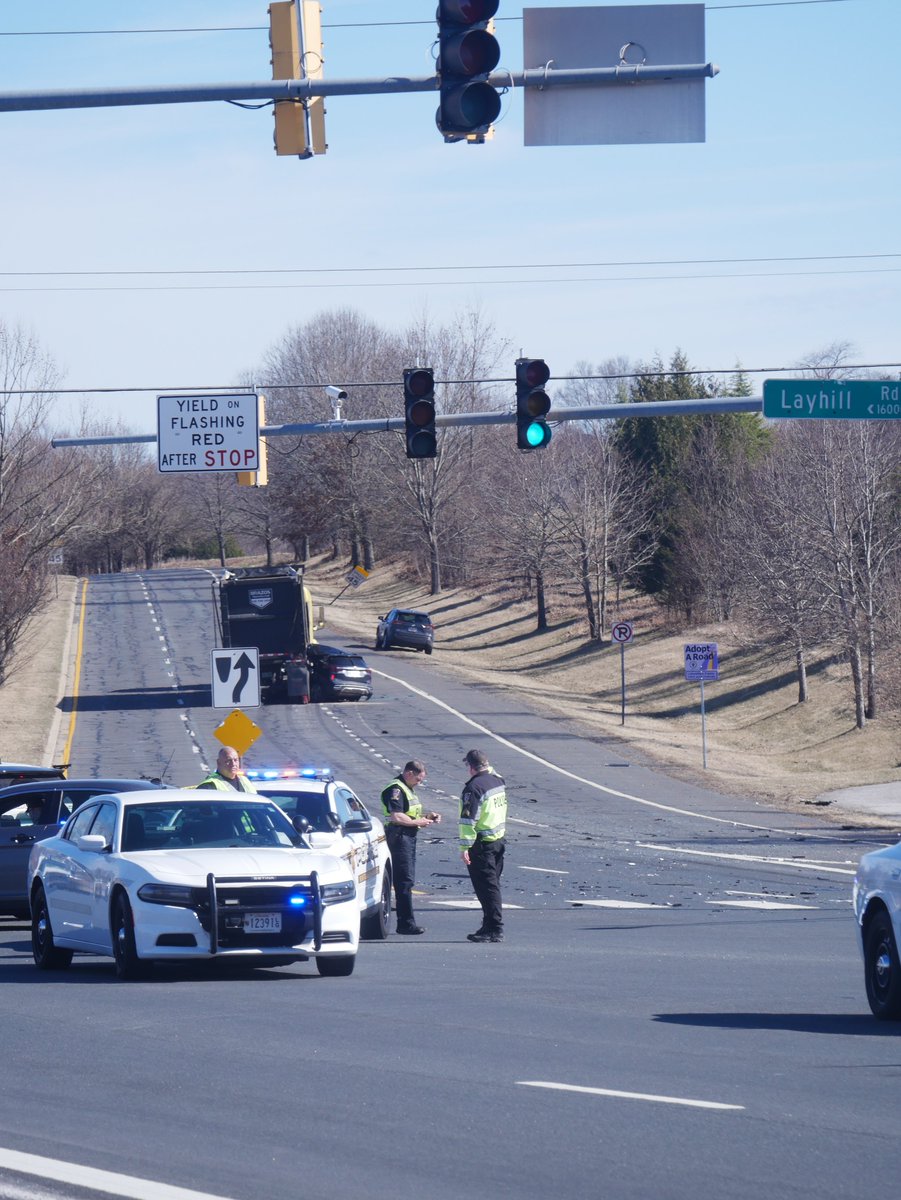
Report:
244,913,281,932
344,669,364,678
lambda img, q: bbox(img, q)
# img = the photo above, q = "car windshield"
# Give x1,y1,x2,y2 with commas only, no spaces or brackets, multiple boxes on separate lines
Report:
119,801,299,851
259,791,333,833
396,612,427,625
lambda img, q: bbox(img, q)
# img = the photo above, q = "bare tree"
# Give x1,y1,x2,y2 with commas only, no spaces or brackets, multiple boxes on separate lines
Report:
0,324,104,682
555,426,658,642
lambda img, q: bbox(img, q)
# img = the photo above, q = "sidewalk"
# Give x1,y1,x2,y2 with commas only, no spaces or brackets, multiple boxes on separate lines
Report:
816,781,901,825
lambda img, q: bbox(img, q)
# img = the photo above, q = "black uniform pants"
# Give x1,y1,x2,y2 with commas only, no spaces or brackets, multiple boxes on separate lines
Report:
386,829,418,928
467,838,505,933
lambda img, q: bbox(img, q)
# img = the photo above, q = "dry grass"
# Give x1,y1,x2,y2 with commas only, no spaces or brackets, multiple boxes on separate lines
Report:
306,556,901,820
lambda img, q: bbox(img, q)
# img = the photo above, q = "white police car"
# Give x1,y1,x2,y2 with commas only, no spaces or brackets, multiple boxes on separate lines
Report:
250,769,392,940
28,790,360,980
853,838,901,1019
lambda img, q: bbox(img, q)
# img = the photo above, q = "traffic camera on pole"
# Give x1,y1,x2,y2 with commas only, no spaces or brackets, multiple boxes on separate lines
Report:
515,358,552,450
436,0,501,143
403,369,438,460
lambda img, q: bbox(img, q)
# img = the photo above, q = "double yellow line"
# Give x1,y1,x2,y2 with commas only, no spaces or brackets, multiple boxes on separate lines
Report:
61,579,88,767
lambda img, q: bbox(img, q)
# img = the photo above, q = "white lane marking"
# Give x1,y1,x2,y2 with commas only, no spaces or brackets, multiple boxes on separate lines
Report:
371,669,840,839
509,817,551,829
517,1081,744,1112
0,1146,239,1200
518,864,569,875
636,842,857,876
427,899,523,910
709,899,816,910
568,899,670,909
725,890,803,899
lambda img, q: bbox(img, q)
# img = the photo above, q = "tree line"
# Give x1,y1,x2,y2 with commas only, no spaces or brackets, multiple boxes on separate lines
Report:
2,311,899,732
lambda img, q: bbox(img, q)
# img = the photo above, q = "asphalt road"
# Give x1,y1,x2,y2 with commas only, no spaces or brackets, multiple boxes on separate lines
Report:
1,568,896,1200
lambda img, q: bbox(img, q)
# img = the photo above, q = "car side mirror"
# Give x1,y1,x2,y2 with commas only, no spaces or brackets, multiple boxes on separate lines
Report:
343,818,372,834
76,834,109,853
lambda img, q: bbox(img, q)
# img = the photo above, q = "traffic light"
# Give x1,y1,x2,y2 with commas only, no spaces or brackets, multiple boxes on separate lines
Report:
268,2,326,157
515,358,552,450
436,0,501,143
237,394,269,485
403,369,437,460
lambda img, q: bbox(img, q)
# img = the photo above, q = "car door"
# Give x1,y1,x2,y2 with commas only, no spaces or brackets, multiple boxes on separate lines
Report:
332,785,377,910
46,802,103,940
0,787,63,914
84,802,119,951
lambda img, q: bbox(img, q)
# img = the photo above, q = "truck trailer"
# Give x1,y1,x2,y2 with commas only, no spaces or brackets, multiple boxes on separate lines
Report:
213,565,316,703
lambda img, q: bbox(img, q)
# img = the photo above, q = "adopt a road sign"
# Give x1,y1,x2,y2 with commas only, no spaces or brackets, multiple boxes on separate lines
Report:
211,647,260,709
684,642,718,682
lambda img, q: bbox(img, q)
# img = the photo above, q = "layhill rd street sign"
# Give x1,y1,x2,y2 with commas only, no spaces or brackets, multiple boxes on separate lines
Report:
763,379,901,421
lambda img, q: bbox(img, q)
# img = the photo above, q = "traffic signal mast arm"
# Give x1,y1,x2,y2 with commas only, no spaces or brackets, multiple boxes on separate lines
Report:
51,397,761,451
0,63,718,115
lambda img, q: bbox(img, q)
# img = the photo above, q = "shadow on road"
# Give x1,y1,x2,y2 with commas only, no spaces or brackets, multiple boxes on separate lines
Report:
653,1010,898,1036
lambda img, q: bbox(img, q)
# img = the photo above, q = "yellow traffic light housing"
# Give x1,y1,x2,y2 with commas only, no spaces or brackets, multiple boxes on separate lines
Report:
268,1,326,157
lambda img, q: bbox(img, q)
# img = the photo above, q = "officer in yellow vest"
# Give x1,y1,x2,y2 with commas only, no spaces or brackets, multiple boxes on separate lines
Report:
460,748,507,943
380,760,441,935
196,746,258,793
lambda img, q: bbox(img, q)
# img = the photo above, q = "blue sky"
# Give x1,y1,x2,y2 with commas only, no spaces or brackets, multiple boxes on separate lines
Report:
0,0,897,432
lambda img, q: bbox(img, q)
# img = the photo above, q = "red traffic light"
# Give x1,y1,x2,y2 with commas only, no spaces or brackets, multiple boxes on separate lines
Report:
520,359,551,389
440,1,499,23
405,368,434,399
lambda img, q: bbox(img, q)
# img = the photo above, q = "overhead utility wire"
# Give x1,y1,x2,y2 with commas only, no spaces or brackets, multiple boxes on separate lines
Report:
0,266,897,294
4,362,899,399
1,252,896,279
0,2,863,36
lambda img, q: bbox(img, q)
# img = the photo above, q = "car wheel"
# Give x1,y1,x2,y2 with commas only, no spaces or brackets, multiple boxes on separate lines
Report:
865,910,901,1019
375,633,382,650
425,646,433,655
31,884,73,971
112,891,150,981
382,638,392,651
316,954,356,977
361,869,391,941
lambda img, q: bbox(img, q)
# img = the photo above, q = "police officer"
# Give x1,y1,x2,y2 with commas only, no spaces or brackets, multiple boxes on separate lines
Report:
460,749,507,943
381,760,441,935
196,746,258,793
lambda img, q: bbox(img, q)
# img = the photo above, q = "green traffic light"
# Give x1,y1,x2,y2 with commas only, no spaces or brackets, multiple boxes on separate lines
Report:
526,421,551,448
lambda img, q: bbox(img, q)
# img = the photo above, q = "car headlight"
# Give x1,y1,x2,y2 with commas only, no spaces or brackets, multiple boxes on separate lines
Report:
137,883,196,906
320,879,356,905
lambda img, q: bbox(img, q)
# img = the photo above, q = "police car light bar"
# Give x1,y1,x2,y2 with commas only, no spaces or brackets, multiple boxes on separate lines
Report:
245,767,334,781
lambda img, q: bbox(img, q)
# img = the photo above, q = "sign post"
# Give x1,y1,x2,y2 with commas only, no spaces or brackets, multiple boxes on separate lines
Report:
611,620,634,725
684,642,718,768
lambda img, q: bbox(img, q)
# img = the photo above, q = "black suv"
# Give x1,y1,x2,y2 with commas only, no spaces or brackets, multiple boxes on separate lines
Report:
308,645,373,702
0,762,68,789
376,610,434,654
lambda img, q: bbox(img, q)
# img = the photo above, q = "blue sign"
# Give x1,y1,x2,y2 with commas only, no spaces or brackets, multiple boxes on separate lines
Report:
685,643,718,682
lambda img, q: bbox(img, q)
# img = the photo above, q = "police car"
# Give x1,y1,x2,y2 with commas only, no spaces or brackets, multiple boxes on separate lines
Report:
853,838,901,1019
250,769,391,940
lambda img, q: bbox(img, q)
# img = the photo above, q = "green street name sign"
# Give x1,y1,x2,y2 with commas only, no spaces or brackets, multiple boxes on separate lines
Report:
763,379,901,420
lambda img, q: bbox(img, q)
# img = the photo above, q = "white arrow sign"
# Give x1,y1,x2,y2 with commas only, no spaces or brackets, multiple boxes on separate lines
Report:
211,647,261,709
